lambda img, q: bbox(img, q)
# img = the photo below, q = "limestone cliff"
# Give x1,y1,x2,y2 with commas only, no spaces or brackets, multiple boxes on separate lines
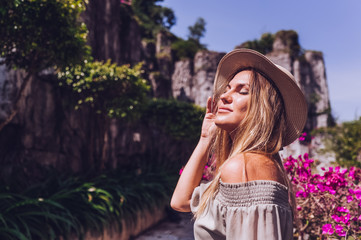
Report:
172,51,225,105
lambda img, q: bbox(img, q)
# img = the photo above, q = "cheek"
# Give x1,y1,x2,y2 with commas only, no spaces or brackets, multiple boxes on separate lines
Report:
234,98,249,114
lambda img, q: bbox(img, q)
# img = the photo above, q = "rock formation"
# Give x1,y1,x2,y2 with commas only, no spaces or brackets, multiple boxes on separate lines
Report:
172,51,225,105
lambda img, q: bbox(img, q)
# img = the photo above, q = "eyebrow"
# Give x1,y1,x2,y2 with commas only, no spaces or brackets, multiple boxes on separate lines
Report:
226,83,250,88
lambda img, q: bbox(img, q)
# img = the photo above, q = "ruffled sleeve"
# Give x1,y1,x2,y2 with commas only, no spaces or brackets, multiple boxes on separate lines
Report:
190,180,212,213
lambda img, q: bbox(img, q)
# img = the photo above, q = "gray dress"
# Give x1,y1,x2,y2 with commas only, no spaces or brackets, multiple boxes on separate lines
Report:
190,180,293,240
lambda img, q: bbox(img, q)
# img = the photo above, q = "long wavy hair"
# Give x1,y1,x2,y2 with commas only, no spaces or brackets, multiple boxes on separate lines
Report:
194,68,297,221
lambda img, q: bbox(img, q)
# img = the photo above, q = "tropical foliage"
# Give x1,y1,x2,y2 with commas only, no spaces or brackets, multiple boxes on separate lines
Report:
0,166,177,240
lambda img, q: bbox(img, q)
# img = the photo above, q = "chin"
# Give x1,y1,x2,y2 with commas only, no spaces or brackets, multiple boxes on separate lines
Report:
215,121,237,133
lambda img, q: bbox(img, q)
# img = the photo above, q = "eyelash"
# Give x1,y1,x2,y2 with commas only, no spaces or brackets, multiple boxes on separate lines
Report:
223,88,249,95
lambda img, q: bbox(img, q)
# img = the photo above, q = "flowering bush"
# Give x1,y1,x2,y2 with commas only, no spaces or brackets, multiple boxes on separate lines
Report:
179,153,361,239
285,153,361,239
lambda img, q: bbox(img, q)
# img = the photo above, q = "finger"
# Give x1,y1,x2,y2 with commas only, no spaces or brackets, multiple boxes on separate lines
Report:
206,96,212,114
212,97,218,114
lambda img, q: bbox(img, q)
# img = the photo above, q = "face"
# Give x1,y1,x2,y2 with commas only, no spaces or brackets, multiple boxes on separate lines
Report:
214,70,251,132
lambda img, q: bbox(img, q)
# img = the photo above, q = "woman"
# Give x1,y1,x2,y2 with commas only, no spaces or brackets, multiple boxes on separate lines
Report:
170,49,307,240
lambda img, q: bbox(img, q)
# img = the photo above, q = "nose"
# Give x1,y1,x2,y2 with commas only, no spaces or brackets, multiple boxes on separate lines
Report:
220,90,232,103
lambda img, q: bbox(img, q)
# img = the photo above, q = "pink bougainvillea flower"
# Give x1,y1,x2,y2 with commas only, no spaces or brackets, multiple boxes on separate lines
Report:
329,189,336,195
342,214,350,224
349,167,355,179
296,190,308,198
347,195,353,203
322,224,334,235
331,214,341,222
307,183,317,193
179,168,183,175
336,206,349,213
354,189,361,200
359,214,361,221
335,225,346,237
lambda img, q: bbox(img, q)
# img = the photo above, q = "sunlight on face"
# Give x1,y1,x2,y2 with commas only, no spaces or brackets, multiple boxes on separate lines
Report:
215,70,251,132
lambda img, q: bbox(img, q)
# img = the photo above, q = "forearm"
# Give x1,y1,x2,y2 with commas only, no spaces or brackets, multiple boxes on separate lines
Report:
170,138,210,212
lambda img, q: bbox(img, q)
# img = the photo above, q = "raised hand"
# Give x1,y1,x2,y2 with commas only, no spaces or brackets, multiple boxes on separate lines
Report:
200,96,217,139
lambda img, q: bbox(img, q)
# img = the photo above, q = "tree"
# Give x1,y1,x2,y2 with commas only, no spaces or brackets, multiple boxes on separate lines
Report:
0,0,90,131
188,17,206,43
131,0,176,37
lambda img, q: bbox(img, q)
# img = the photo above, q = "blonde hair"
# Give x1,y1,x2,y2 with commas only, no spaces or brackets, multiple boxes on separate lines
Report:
194,68,297,221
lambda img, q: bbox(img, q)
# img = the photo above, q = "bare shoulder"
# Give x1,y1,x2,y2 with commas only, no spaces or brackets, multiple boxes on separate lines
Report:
220,152,285,185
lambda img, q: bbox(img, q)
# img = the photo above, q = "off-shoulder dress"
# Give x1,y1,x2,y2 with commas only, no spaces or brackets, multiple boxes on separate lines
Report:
190,179,293,240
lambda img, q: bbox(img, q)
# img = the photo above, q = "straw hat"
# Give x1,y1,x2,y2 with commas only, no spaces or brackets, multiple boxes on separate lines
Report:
213,48,308,146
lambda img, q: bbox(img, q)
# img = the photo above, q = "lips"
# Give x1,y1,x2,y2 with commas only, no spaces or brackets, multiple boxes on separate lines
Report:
218,107,233,113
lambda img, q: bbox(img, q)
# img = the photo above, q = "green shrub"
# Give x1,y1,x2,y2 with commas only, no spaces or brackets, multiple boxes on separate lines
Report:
143,98,205,140
236,32,274,55
58,61,150,120
316,117,361,168
171,38,203,60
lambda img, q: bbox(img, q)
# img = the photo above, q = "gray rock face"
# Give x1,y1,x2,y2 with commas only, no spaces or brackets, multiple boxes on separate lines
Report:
172,59,193,102
192,51,225,107
171,51,225,106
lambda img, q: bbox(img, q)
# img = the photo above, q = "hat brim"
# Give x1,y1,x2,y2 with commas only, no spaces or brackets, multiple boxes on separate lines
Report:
213,49,308,146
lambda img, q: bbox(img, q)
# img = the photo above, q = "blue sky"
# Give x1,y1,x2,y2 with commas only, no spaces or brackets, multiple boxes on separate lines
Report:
160,0,361,123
